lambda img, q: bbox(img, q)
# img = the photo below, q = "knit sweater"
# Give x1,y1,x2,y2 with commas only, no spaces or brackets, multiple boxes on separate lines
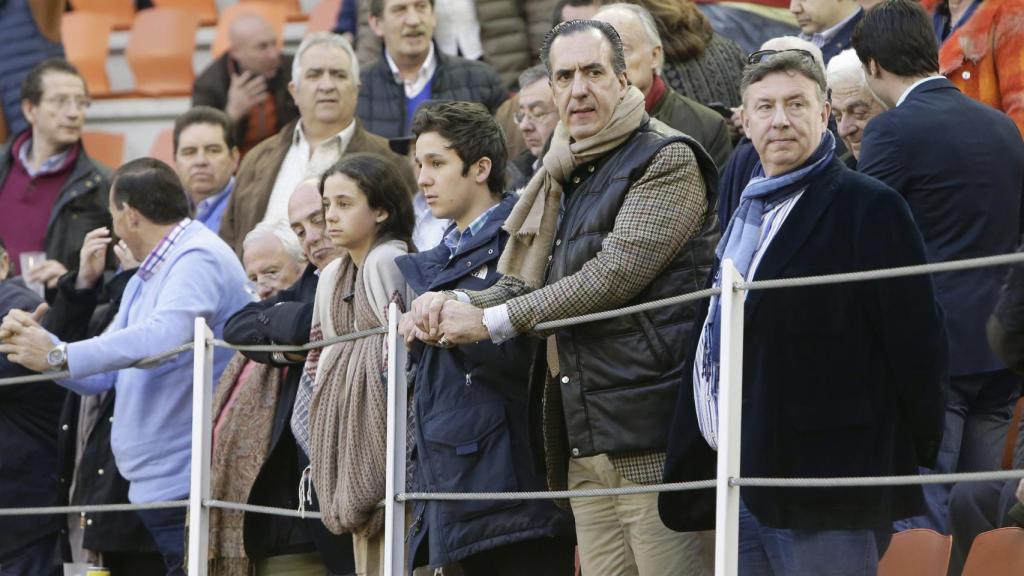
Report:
61,221,252,503
662,32,747,108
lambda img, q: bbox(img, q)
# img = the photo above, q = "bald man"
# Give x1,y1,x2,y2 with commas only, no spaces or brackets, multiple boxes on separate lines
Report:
193,12,299,155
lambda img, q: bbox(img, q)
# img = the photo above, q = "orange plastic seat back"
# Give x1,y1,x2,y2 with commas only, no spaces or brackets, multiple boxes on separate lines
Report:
68,0,134,29
243,0,304,20
306,0,340,34
62,12,115,96
962,527,1024,576
125,8,199,96
81,131,125,169
878,529,952,576
149,127,176,167
152,0,218,25
211,2,287,59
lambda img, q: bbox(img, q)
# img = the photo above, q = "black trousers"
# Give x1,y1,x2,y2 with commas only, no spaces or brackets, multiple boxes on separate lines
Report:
459,537,575,576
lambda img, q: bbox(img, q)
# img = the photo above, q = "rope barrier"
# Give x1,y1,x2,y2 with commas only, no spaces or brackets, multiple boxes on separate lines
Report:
534,287,722,331
204,499,322,520
0,342,195,387
737,251,1024,292
733,469,1024,488
0,500,188,516
211,326,387,353
398,480,717,502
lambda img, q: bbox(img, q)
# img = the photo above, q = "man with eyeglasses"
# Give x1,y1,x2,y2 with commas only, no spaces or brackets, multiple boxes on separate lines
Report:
0,58,111,289
509,65,559,190
660,46,947,576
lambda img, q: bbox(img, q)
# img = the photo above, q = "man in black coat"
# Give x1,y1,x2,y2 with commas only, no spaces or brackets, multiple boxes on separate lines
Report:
855,0,1024,533
356,0,506,139
659,50,948,575
0,235,64,576
221,179,354,575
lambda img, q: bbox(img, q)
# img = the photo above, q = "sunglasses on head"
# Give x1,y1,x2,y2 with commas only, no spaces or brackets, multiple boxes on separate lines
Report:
747,49,817,65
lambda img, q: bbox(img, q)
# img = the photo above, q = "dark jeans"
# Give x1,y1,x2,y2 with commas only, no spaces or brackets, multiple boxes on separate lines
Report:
459,536,576,576
135,507,187,576
896,370,1020,533
0,533,60,576
947,479,1018,575
738,500,890,576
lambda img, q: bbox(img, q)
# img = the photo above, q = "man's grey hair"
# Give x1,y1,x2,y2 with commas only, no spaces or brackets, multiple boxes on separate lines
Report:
596,3,664,72
740,51,828,103
541,19,627,77
760,36,825,78
243,219,304,263
518,64,549,90
826,48,868,92
292,32,359,89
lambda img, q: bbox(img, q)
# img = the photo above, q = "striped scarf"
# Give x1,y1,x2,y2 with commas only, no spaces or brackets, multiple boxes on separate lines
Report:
699,131,836,420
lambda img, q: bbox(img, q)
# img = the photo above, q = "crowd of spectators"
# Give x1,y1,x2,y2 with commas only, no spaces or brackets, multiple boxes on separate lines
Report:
1,0,1024,575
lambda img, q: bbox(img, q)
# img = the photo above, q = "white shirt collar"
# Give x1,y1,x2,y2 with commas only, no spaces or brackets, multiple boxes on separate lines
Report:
292,118,357,151
384,43,437,99
896,76,946,107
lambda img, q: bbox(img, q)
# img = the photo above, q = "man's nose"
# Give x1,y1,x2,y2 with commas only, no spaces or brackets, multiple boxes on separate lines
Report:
770,104,791,127
838,116,856,138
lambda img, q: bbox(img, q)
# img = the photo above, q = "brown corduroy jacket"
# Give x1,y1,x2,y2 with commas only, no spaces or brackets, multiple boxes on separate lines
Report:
219,118,417,257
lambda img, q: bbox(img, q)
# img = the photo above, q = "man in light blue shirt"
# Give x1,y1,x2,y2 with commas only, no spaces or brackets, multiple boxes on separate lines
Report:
173,106,240,235
0,158,251,576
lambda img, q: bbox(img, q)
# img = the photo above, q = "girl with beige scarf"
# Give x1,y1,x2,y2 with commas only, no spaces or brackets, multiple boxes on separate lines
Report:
296,153,416,575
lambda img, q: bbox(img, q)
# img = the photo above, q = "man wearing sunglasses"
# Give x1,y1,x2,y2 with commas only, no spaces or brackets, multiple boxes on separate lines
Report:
661,47,947,575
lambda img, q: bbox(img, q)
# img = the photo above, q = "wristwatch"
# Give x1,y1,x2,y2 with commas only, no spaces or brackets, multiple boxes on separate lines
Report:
46,342,68,371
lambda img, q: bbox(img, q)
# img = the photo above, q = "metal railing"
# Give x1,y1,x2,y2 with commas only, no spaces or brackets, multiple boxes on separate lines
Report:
3,250,1024,575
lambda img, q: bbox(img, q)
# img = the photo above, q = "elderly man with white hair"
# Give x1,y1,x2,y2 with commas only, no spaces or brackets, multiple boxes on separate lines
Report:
241,219,305,300
219,32,416,257
826,48,886,166
595,2,734,169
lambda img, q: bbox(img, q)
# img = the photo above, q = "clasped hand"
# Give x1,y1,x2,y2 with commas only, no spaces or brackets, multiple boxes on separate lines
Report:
398,291,490,347
0,304,55,373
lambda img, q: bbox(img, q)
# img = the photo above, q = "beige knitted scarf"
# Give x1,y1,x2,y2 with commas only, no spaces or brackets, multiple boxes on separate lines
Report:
498,85,647,288
208,353,282,576
308,255,389,538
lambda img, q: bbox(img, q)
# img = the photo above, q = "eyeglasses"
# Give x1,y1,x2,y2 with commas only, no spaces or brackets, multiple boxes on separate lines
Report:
41,95,92,111
746,49,817,65
514,108,555,125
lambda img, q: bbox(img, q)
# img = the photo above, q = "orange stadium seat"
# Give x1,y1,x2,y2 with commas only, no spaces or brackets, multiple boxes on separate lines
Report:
961,527,1024,576
69,0,135,29
242,0,305,21
211,2,287,59
152,0,218,26
81,131,125,169
306,0,340,34
878,529,951,576
62,12,116,97
149,127,176,167
125,8,199,97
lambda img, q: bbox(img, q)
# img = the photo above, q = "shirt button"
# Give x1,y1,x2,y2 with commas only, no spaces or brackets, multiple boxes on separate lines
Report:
572,176,580,184
61,424,69,431
961,71,971,80
547,255,553,262
587,165,595,173
97,468,104,475
555,239,562,246
571,448,580,457
465,261,472,267
561,376,569,384
108,416,114,423
487,249,493,255
86,519,93,526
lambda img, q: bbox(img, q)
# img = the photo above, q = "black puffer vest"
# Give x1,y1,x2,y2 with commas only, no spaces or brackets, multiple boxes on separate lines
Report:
549,117,720,457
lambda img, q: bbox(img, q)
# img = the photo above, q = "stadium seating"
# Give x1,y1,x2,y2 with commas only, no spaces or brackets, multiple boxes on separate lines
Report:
125,8,200,96
878,529,952,576
961,527,1024,576
62,12,117,97
82,130,126,169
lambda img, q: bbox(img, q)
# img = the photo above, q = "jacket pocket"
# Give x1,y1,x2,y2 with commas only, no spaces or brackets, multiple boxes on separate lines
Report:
421,401,521,523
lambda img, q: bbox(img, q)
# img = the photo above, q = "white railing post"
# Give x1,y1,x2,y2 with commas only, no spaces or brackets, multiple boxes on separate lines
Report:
715,260,746,576
384,303,408,576
188,317,214,576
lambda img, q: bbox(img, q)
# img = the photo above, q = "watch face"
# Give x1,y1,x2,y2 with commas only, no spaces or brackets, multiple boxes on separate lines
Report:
47,345,65,368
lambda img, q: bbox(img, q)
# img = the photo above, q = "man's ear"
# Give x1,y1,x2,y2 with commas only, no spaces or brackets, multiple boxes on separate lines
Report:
287,80,298,103
230,146,241,173
368,14,384,38
474,157,492,186
21,100,37,129
374,207,390,224
0,252,9,280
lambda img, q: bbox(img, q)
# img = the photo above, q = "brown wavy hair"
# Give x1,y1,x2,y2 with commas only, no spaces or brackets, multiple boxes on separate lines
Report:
624,0,714,62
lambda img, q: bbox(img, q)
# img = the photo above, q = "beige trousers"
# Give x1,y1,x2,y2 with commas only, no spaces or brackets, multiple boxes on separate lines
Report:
568,454,715,576
254,552,327,576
